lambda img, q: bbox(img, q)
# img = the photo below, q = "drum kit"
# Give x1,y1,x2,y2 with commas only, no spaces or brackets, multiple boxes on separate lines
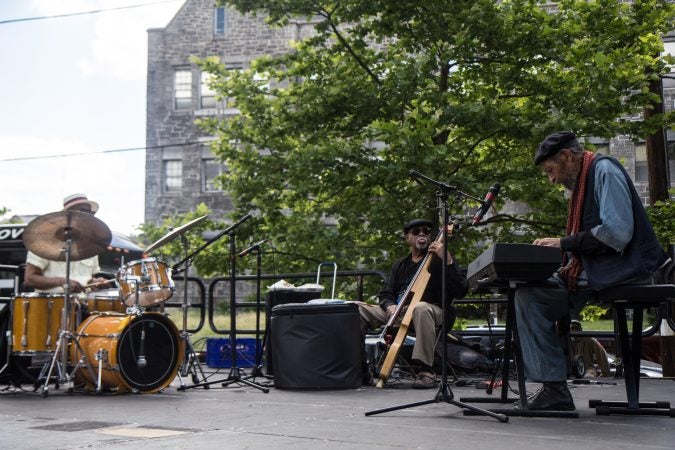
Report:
0,210,208,396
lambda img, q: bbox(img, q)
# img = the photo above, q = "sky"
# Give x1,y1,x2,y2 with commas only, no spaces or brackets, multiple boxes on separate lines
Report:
0,0,185,237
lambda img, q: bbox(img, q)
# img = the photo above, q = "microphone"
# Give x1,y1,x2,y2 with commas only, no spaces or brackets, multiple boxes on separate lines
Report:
137,324,147,368
472,182,501,226
238,239,269,258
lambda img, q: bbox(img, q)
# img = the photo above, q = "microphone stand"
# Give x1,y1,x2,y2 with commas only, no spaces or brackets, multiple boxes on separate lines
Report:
248,246,269,379
365,171,507,423
179,214,269,392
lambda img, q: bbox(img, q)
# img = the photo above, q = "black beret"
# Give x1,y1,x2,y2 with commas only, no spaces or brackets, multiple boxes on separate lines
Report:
534,131,579,165
403,219,433,234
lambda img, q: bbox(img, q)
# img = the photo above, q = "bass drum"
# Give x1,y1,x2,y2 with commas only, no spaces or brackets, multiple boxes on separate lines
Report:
72,313,183,393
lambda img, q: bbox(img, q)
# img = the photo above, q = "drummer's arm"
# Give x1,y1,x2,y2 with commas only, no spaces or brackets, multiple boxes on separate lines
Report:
24,263,84,292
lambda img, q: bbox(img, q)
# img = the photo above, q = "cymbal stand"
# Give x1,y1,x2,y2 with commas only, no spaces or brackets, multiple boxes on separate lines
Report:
40,215,97,397
366,171,507,423
175,233,208,388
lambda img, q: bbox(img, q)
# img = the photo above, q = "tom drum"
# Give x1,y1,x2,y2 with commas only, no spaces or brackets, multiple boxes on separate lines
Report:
10,293,77,354
116,258,174,307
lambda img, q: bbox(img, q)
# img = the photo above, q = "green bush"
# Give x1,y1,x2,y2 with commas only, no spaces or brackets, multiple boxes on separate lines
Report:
579,304,609,322
647,190,675,251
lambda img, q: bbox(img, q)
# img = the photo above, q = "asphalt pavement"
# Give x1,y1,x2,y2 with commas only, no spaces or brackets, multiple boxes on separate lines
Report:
1,367,674,449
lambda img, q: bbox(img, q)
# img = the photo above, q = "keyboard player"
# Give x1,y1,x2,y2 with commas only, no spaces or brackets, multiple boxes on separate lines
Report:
513,131,667,411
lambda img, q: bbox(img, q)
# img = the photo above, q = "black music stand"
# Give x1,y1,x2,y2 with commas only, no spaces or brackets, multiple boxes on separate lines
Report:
365,172,508,423
179,214,269,393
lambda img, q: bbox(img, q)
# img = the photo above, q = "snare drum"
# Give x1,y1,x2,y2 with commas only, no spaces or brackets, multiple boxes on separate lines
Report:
71,312,183,393
116,258,174,307
10,293,77,354
85,290,126,313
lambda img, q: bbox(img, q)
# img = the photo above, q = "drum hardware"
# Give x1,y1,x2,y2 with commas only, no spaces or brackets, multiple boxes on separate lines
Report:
177,213,268,393
137,215,211,389
173,232,208,389
21,300,28,348
95,349,108,394
22,209,112,397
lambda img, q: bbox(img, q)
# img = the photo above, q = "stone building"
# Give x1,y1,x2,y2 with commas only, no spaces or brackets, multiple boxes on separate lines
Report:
145,1,674,225
145,0,317,224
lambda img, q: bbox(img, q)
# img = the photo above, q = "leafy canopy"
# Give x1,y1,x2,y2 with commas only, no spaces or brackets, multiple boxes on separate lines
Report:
183,0,675,276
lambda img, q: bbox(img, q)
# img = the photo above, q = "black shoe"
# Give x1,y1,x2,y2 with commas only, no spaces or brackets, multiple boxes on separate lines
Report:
516,382,576,411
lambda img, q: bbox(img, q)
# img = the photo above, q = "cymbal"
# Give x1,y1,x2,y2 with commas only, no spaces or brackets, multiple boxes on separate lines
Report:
144,215,209,254
23,210,112,262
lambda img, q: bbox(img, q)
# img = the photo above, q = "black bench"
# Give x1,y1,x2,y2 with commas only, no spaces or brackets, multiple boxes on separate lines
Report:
591,284,675,416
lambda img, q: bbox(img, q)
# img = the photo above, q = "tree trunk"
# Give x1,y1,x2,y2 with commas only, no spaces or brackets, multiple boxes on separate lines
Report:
645,75,670,203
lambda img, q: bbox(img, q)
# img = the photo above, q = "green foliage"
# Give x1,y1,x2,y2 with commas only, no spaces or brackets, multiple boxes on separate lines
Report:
452,317,469,331
193,0,675,276
579,304,609,322
138,203,235,277
647,189,675,249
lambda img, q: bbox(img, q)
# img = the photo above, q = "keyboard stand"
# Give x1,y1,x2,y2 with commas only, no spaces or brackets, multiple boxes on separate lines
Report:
461,281,579,418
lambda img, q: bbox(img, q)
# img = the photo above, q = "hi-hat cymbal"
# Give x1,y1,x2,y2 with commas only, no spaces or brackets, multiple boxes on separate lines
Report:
144,215,209,254
23,210,112,262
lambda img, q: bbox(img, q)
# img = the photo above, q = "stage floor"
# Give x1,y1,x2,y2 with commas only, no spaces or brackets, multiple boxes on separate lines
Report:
1,368,674,450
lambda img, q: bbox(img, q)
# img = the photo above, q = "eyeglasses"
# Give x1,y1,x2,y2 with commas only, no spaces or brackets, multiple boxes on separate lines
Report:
409,226,431,236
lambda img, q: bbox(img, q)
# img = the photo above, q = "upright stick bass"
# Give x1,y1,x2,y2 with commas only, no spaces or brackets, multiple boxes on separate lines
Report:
375,225,453,388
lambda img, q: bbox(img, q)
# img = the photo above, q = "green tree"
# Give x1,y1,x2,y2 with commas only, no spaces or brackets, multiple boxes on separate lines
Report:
193,0,674,275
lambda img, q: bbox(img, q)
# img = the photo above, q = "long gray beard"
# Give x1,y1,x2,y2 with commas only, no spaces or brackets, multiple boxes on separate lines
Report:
561,174,578,191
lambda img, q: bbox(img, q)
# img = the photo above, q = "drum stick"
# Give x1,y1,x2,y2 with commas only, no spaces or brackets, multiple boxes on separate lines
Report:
84,279,116,289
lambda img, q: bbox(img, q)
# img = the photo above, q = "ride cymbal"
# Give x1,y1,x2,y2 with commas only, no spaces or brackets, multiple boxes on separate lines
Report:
23,210,112,262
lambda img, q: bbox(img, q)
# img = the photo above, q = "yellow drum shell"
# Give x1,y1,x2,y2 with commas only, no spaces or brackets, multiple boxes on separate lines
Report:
71,312,183,393
11,293,77,354
84,289,126,314
116,258,174,307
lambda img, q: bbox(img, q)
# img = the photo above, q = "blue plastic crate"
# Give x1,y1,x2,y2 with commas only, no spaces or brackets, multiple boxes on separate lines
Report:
206,338,259,368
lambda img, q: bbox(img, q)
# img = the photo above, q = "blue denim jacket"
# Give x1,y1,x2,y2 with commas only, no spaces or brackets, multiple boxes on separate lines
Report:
579,154,666,289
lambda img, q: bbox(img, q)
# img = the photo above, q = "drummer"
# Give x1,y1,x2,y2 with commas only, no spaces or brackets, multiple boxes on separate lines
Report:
24,193,109,294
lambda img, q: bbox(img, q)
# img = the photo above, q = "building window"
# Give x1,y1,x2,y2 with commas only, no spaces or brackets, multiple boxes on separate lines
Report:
202,158,225,192
201,146,225,192
163,160,183,192
635,143,648,183
215,7,226,35
174,69,192,110
200,72,217,109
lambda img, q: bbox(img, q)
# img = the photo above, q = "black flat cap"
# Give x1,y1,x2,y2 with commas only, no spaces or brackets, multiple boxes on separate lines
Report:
403,219,433,234
534,131,579,165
